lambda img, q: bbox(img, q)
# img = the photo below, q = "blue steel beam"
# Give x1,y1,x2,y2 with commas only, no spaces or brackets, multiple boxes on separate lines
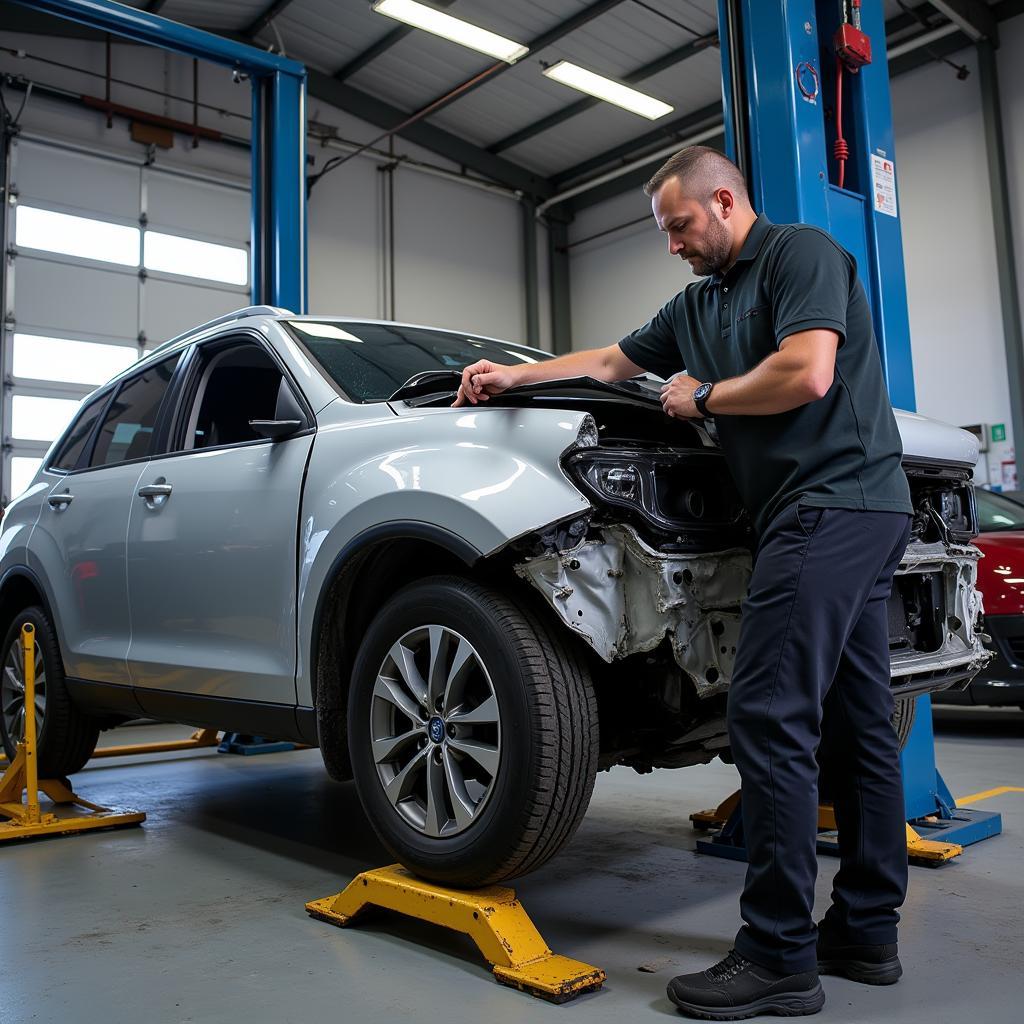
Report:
10,0,307,311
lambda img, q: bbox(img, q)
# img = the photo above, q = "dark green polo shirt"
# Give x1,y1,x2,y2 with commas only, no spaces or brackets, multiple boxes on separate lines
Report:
619,214,912,534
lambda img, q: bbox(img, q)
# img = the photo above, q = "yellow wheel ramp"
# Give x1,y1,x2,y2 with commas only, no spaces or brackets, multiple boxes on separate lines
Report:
306,864,605,1003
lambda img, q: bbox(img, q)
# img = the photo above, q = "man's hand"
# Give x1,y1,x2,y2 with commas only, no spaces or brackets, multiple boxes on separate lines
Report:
660,373,704,419
452,359,521,406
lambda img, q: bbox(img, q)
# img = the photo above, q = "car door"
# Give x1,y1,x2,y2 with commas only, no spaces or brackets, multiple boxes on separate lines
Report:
28,353,183,685
126,334,315,704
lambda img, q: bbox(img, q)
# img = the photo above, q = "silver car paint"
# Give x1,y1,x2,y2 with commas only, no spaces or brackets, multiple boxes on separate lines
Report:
29,462,151,685
125,435,314,703
894,409,979,466
293,398,592,705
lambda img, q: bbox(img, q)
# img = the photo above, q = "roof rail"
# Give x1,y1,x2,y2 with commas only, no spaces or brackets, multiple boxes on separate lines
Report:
148,305,296,355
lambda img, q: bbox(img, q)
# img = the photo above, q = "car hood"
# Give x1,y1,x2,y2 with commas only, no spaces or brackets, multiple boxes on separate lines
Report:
390,373,979,467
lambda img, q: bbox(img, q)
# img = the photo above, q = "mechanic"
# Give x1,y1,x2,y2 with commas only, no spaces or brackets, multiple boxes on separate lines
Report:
453,145,914,1020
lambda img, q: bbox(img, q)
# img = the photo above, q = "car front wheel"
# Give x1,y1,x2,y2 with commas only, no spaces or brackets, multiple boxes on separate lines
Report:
347,575,598,887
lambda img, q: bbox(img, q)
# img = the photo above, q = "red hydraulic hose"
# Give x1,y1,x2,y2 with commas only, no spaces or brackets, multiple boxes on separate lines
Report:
833,56,849,189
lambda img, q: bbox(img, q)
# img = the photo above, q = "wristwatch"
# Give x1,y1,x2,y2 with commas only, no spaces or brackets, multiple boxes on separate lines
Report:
692,381,715,419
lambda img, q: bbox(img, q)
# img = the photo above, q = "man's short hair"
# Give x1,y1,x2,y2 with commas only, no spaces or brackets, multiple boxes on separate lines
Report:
643,146,749,204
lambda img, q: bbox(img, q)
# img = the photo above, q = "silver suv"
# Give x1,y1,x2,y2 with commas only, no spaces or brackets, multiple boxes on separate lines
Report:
0,306,990,885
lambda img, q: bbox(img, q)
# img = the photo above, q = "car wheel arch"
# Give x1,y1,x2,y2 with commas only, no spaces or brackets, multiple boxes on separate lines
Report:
310,524,484,780
0,567,61,666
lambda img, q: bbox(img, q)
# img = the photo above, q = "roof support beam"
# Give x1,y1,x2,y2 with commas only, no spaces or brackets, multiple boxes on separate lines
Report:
243,0,299,42
305,69,554,197
490,31,718,154
331,0,457,82
929,0,998,43
553,100,723,190
410,0,627,124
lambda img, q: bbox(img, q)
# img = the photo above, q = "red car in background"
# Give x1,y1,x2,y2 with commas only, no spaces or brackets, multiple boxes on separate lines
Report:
936,488,1024,710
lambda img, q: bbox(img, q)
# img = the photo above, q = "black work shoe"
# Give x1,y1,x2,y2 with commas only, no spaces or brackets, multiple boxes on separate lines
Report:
666,950,825,1020
816,921,902,986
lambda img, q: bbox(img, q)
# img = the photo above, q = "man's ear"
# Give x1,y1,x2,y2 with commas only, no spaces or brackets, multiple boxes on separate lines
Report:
715,187,736,218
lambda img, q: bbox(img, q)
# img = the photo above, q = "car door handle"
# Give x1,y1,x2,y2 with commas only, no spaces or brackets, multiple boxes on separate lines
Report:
137,484,173,499
47,493,74,510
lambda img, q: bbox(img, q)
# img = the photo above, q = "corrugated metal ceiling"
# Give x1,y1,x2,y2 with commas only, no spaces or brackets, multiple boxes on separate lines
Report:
87,1,964,184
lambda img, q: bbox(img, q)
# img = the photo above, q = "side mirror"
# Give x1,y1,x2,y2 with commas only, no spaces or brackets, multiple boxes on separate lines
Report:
249,377,308,441
249,418,303,441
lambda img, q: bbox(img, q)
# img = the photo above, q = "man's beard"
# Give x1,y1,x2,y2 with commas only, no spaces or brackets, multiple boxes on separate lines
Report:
686,211,732,277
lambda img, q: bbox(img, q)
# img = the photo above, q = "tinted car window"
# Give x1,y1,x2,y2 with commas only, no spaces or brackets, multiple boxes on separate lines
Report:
284,321,551,402
89,353,181,468
186,343,285,450
976,487,1024,532
50,394,108,471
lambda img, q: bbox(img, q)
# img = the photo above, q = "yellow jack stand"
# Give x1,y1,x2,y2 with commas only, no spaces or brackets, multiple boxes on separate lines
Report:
306,864,605,1003
0,623,145,843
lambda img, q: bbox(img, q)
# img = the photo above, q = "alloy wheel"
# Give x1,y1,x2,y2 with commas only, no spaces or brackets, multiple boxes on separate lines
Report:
2,635,46,744
370,625,501,838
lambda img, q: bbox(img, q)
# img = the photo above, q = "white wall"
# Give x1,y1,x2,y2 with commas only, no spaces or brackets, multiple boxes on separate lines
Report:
0,33,540,347
893,27,1019,486
564,15,1024,483
568,188,699,352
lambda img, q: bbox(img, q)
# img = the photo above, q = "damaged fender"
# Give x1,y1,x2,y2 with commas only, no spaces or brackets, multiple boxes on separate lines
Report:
516,524,752,698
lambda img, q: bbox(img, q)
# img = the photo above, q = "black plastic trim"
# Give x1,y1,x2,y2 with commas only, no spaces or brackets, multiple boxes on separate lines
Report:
64,678,145,718
134,688,309,744
0,565,59,634
890,664,980,700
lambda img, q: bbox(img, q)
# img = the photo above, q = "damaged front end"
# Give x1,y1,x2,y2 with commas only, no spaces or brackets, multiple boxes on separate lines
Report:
499,381,991,774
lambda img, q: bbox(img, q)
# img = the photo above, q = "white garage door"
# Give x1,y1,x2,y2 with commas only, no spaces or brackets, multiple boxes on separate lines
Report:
2,134,250,503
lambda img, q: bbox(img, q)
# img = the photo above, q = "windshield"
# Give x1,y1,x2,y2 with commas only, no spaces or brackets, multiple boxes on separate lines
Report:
975,487,1024,532
284,320,552,402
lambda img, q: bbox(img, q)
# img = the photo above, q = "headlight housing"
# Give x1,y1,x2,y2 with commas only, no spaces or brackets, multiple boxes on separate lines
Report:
564,446,751,546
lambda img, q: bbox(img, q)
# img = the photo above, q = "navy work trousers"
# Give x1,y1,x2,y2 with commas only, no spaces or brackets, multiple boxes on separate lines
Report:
728,502,913,974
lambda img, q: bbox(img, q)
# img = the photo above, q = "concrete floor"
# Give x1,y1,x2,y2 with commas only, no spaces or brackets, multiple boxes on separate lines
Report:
2,707,1022,1024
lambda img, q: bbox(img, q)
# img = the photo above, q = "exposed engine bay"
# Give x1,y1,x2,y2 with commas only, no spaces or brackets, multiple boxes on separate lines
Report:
497,380,991,773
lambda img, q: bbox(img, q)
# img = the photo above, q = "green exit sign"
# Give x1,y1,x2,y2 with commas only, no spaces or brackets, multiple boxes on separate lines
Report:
992,423,1007,443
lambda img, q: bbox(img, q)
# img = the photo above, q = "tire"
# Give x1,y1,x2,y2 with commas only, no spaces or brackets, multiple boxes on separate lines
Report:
891,696,916,751
347,575,599,887
0,606,99,777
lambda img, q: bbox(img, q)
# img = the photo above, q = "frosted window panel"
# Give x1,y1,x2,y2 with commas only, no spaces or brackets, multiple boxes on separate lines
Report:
9,457,43,498
144,231,248,286
13,333,138,386
11,395,81,442
16,206,140,266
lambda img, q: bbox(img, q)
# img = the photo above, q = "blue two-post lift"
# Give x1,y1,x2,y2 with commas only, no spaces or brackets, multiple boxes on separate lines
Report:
8,0,308,315
697,0,1001,863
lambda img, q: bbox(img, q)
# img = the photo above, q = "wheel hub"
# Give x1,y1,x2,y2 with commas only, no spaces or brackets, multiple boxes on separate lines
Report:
369,624,501,838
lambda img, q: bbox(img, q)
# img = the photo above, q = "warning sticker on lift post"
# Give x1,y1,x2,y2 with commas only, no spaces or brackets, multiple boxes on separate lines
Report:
870,154,898,217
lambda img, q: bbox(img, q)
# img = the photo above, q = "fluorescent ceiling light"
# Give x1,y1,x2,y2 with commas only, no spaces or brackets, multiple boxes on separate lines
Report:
372,0,528,64
542,61,674,119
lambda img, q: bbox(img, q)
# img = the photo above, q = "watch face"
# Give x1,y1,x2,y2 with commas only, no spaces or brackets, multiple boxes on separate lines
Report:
695,382,712,400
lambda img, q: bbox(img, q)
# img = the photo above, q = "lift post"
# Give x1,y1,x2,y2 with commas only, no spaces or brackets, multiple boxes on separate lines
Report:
693,0,1001,862
0,624,145,842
